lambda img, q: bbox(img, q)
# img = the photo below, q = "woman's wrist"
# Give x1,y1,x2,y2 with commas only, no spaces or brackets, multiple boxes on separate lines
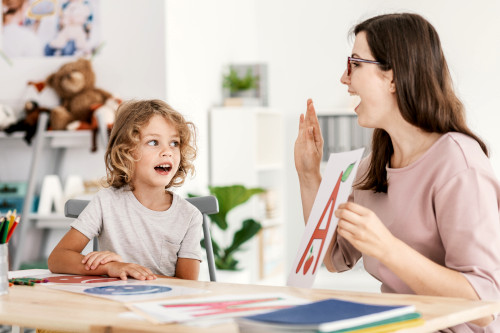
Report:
298,170,322,188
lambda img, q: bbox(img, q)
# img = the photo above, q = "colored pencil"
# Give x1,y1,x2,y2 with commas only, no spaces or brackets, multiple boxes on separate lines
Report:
0,210,20,244
5,218,19,243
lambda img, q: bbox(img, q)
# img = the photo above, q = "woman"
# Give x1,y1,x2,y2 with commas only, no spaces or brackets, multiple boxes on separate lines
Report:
295,13,500,332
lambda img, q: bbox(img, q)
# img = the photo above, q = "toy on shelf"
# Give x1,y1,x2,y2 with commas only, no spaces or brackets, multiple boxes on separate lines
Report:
0,104,22,131
27,58,119,151
45,58,112,131
3,101,50,144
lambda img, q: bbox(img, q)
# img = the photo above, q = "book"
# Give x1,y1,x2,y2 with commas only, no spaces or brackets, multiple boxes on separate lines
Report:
235,298,420,333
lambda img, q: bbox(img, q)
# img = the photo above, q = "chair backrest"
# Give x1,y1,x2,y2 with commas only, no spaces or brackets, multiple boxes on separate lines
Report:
64,195,218,282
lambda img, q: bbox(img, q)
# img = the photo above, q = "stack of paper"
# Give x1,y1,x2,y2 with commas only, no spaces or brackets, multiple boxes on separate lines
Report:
236,298,424,333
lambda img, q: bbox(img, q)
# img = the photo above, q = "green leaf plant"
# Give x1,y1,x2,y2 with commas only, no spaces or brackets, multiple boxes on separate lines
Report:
189,184,265,271
222,67,259,94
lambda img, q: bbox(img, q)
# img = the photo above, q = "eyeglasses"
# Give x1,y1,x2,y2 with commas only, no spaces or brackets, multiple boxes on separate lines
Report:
347,56,381,76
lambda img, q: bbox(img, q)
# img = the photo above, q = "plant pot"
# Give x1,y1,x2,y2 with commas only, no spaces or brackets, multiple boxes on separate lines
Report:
232,89,257,98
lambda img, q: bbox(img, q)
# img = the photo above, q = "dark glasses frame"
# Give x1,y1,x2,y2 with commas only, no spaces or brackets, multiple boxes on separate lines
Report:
347,56,381,76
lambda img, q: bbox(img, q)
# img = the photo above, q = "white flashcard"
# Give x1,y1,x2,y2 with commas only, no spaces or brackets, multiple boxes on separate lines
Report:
287,148,364,288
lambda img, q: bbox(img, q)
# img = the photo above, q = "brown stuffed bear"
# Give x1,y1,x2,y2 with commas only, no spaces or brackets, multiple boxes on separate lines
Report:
47,58,111,130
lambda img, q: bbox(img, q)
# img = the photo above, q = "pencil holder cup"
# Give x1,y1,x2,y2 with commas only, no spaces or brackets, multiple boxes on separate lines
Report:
0,243,8,295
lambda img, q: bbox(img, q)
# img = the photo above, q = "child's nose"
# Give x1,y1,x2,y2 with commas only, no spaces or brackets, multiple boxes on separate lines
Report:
161,146,173,157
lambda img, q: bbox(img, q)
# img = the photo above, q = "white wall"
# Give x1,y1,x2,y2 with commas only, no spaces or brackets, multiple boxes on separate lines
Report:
164,0,260,196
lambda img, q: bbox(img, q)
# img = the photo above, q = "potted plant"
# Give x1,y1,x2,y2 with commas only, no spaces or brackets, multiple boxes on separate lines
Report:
190,184,265,271
222,66,259,98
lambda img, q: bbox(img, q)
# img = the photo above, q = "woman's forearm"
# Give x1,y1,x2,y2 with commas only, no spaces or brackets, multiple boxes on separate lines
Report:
383,238,492,326
298,172,322,223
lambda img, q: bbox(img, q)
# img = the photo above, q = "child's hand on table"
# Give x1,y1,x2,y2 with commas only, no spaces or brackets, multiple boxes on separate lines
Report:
82,250,123,270
106,262,157,281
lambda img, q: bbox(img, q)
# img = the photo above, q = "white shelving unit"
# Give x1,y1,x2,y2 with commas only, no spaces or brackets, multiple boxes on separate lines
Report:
9,113,107,270
209,107,285,283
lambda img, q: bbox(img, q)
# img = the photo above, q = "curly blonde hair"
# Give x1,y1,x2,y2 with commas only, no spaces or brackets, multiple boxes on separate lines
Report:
104,99,197,190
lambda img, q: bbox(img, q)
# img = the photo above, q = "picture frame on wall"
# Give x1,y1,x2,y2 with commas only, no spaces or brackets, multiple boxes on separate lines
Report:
1,0,101,59
222,63,268,107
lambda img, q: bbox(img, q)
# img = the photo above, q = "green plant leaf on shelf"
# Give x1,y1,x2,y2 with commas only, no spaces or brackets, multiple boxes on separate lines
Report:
222,67,259,93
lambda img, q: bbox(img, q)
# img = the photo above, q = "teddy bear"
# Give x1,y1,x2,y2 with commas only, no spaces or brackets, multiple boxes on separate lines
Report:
66,96,121,151
46,58,111,131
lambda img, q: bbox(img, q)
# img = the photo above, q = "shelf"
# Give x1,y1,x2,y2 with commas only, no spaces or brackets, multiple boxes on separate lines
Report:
0,132,25,140
44,130,96,148
1,129,97,148
28,213,71,221
10,112,108,270
209,107,284,186
27,213,73,229
209,107,285,284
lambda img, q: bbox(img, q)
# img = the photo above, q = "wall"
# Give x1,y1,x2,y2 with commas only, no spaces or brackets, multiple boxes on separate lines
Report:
164,0,260,196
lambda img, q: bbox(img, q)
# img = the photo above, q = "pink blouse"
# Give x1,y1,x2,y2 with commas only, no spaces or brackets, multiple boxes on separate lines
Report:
331,132,500,332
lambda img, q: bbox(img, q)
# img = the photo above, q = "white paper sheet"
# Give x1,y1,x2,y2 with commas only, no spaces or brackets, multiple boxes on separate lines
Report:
8,270,207,302
128,293,309,325
47,281,207,302
287,148,365,288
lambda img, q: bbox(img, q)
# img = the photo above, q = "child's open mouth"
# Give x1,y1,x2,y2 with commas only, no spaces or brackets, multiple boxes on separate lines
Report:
154,163,172,175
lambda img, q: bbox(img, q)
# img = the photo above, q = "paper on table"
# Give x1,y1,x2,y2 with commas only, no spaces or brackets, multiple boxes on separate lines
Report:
46,280,208,303
287,148,364,288
127,293,310,325
9,270,207,302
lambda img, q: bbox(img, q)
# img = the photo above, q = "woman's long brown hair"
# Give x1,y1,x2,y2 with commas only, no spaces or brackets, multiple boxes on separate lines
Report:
354,13,488,193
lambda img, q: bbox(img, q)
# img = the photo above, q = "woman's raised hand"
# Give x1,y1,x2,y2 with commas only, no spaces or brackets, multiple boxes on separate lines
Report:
294,99,324,180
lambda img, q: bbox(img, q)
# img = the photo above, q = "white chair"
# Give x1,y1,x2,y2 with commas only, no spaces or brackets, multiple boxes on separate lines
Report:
64,196,218,281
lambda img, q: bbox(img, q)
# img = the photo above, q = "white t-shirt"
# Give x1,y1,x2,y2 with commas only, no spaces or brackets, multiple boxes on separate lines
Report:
71,186,203,276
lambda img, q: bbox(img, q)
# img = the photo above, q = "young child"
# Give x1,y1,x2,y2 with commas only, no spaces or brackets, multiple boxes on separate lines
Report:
48,99,202,280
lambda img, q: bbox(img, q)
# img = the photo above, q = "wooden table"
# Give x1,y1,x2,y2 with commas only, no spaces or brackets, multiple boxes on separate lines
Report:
1,277,499,332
